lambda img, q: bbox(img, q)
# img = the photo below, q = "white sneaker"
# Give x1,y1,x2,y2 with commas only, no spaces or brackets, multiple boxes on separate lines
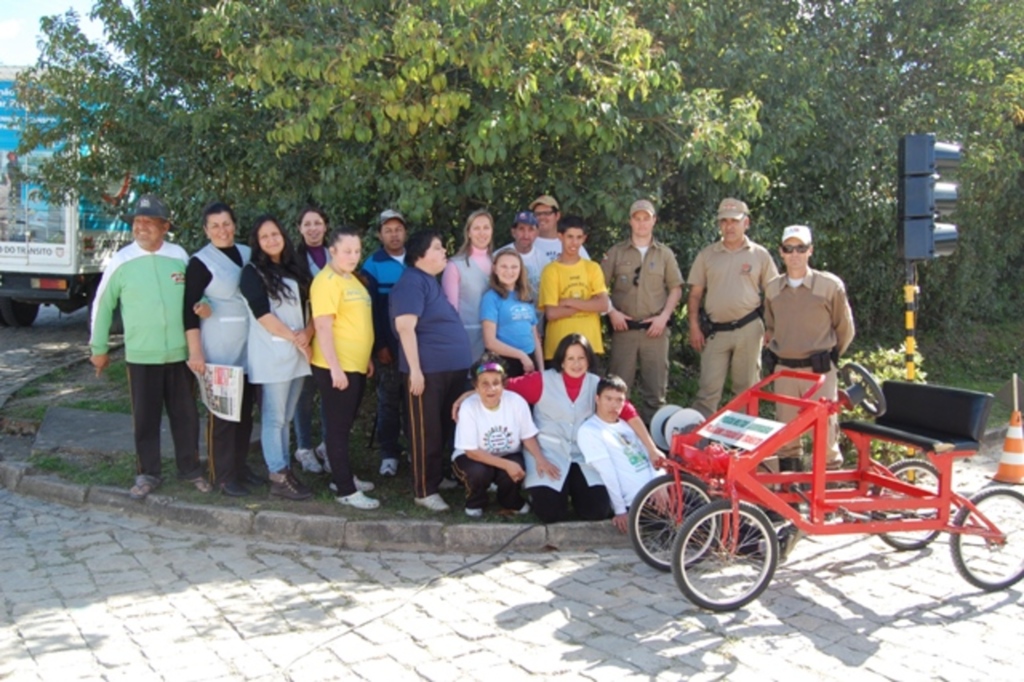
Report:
516,502,531,516
315,443,331,473
379,458,399,477
294,448,323,473
336,490,380,510
439,477,459,490
328,477,375,494
464,507,484,518
415,493,450,512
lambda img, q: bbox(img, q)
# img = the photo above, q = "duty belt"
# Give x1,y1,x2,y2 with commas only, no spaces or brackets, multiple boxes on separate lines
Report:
775,356,813,368
709,306,763,333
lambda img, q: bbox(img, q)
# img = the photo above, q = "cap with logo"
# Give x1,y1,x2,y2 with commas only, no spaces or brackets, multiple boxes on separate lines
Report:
781,225,812,245
121,194,171,224
717,198,748,220
379,209,407,228
514,210,538,227
630,199,656,217
529,195,559,211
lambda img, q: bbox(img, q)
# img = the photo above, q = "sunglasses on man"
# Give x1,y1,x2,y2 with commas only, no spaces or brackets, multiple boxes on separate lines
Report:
780,244,810,254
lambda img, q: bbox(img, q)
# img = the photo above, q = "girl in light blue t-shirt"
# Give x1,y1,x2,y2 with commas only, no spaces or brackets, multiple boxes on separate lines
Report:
480,250,544,377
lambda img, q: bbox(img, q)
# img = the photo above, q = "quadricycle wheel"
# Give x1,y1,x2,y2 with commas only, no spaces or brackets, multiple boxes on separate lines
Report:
628,473,711,572
874,458,943,551
950,486,1024,591
671,500,778,612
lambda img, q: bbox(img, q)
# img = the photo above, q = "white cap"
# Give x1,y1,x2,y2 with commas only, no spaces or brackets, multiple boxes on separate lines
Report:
781,225,812,245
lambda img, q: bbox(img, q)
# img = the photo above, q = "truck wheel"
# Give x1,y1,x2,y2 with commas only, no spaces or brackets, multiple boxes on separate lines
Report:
0,298,40,327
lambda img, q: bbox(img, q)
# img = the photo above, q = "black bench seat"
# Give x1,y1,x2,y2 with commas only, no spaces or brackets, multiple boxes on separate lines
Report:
840,381,994,455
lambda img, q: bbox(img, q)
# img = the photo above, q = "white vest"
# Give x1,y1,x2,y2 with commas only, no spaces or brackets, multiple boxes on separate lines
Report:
526,369,603,490
195,244,251,369
454,256,490,361
245,277,311,385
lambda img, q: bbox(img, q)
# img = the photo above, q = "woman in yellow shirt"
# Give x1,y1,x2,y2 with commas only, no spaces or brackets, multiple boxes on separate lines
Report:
311,227,379,510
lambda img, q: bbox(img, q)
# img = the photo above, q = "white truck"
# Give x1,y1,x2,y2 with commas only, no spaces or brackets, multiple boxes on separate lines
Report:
0,66,131,327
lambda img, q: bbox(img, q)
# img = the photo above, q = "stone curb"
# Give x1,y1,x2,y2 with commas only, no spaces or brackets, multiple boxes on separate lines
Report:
0,460,626,554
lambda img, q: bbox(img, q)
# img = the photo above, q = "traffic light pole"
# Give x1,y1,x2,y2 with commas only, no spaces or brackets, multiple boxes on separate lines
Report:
904,261,918,380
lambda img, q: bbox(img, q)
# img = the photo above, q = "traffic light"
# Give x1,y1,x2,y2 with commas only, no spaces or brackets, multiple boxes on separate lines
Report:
898,133,962,260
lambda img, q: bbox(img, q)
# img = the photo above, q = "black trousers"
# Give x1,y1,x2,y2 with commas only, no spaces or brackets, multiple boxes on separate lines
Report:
206,379,255,485
527,462,611,524
404,369,466,498
453,452,527,511
313,367,366,497
498,356,526,378
126,361,201,480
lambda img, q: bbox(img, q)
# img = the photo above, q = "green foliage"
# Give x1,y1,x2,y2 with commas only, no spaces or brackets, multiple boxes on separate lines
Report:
13,0,1024,331
847,344,927,387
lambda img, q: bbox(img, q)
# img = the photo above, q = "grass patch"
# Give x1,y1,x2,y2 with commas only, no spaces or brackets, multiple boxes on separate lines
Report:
3,404,48,422
31,452,136,486
65,398,133,414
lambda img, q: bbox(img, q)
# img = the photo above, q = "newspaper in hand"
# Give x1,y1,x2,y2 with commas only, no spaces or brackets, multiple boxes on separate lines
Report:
196,363,244,422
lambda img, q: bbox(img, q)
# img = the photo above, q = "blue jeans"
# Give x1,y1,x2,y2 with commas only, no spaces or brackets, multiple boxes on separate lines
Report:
292,375,321,450
259,377,305,473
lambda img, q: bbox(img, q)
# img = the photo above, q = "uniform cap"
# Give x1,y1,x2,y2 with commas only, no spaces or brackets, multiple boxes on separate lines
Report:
781,224,813,245
629,199,656,217
717,198,748,219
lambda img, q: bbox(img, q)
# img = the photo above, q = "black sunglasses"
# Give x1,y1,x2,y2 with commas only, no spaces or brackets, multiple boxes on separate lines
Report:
780,244,810,254
533,209,556,217
632,266,641,286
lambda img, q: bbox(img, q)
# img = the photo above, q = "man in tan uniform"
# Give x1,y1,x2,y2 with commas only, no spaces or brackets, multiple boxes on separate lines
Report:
764,225,855,470
603,199,684,422
687,198,778,417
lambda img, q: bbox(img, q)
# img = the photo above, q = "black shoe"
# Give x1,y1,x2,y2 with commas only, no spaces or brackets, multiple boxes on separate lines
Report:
219,481,251,497
238,468,268,487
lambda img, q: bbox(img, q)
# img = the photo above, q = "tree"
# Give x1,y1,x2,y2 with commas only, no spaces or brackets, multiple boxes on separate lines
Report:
15,0,1024,334
16,0,765,250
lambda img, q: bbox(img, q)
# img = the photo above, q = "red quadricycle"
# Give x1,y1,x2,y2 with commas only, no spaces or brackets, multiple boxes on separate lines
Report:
627,364,1024,612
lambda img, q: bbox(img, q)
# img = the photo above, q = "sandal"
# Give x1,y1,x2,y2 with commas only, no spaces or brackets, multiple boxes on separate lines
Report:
129,474,161,500
187,475,213,493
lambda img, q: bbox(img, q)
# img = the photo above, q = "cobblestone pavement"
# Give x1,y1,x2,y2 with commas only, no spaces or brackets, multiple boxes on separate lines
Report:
0,307,93,409
2,474,1021,681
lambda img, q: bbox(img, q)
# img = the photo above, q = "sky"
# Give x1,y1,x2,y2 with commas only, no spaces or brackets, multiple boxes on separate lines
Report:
0,0,106,68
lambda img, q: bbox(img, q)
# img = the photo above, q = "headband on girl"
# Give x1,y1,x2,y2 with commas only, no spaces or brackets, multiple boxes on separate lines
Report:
475,362,506,376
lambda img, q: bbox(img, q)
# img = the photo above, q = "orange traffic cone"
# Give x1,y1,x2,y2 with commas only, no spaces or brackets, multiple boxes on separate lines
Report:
993,410,1024,484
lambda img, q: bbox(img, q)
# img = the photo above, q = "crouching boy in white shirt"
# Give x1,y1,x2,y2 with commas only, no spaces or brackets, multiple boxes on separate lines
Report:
577,375,665,532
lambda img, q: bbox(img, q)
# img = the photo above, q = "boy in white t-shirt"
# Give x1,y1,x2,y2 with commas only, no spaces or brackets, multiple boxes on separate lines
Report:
577,374,664,532
452,354,556,517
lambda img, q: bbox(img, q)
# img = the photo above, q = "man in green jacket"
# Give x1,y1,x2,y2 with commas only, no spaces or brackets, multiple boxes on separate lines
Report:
90,194,210,500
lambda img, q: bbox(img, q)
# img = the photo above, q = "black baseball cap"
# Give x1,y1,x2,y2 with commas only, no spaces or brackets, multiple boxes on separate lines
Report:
121,194,172,224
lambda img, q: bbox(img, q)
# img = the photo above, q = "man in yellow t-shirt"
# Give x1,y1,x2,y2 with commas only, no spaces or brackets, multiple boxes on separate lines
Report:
538,215,609,361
